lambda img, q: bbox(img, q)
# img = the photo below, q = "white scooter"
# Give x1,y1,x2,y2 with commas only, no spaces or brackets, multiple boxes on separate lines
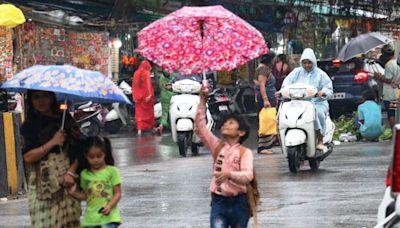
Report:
104,81,162,134
169,78,214,157
278,83,335,173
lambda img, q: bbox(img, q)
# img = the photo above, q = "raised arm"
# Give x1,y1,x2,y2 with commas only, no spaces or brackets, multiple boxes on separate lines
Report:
194,86,221,155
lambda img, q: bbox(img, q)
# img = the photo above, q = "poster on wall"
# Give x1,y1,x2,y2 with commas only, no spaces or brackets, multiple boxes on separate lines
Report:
0,27,13,82
15,22,110,76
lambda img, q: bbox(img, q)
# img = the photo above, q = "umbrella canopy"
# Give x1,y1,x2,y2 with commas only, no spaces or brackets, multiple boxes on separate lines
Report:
338,32,393,62
1,65,131,104
0,4,25,28
136,5,268,75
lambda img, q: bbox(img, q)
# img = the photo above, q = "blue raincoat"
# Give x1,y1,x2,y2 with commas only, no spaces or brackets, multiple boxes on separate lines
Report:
281,48,333,135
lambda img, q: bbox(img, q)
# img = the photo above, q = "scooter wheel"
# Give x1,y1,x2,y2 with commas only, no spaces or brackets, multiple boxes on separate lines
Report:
177,132,188,157
104,119,123,134
309,158,320,171
191,142,199,156
81,119,101,137
287,146,301,173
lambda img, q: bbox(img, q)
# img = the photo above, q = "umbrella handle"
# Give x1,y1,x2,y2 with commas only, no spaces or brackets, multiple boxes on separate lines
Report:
58,99,68,153
61,99,67,130
202,72,209,93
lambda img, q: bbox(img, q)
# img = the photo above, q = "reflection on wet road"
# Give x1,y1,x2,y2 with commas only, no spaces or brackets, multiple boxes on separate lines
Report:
0,129,391,228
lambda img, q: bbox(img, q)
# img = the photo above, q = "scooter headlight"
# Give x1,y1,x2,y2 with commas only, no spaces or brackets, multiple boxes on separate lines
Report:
289,88,306,99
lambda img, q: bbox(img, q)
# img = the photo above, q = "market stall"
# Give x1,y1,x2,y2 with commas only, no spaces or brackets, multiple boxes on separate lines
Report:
0,27,13,82
14,22,110,76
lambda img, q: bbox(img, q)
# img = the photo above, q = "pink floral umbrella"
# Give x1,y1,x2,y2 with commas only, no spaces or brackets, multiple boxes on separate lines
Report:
136,5,268,75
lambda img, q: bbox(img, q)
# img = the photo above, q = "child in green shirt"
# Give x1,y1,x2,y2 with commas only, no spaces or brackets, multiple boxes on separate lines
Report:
68,136,122,228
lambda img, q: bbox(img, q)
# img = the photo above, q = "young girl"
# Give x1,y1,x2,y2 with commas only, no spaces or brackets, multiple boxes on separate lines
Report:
68,136,122,228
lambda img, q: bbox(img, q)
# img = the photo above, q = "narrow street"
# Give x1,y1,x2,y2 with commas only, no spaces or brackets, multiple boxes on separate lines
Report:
0,1,399,228
0,130,391,228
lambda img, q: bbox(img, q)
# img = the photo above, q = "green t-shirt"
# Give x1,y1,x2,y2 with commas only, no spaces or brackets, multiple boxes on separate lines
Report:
80,165,122,226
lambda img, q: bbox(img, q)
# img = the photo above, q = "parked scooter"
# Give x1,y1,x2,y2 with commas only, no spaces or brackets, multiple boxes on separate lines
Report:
208,88,231,129
103,102,130,134
105,81,162,134
169,77,214,156
228,79,258,116
277,83,335,173
73,101,103,136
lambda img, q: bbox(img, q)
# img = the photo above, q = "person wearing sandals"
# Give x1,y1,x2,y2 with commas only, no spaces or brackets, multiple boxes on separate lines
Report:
255,52,277,154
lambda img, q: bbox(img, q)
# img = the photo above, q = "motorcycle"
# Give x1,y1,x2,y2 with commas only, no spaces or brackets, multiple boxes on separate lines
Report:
169,77,214,157
277,83,335,173
208,88,232,129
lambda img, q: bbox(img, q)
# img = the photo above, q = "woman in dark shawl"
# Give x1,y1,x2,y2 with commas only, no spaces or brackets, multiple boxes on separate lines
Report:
20,90,84,227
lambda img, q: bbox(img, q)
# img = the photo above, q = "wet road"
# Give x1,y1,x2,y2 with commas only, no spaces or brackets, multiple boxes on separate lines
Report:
0,130,392,228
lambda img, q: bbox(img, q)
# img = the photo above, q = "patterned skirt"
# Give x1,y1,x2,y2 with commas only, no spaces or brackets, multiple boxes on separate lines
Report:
26,153,81,228
28,184,81,228
257,134,276,153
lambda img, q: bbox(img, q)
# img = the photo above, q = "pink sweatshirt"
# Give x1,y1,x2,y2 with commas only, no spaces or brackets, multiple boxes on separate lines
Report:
194,101,254,197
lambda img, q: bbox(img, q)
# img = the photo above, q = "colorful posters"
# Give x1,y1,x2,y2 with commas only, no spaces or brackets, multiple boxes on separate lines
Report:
0,27,13,81
15,22,110,75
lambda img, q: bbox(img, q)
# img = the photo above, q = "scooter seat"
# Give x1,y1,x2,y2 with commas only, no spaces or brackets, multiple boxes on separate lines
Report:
78,101,93,109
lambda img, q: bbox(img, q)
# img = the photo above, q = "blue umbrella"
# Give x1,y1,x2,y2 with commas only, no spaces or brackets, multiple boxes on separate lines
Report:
1,64,132,128
2,65,131,104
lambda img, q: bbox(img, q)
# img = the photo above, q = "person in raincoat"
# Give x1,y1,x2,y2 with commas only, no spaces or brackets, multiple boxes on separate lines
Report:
155,70,175,134
132,60,155,135
278,48,333,151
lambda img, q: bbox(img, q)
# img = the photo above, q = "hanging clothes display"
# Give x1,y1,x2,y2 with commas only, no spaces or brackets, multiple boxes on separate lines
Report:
14,22,109,75
0,27,13,81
